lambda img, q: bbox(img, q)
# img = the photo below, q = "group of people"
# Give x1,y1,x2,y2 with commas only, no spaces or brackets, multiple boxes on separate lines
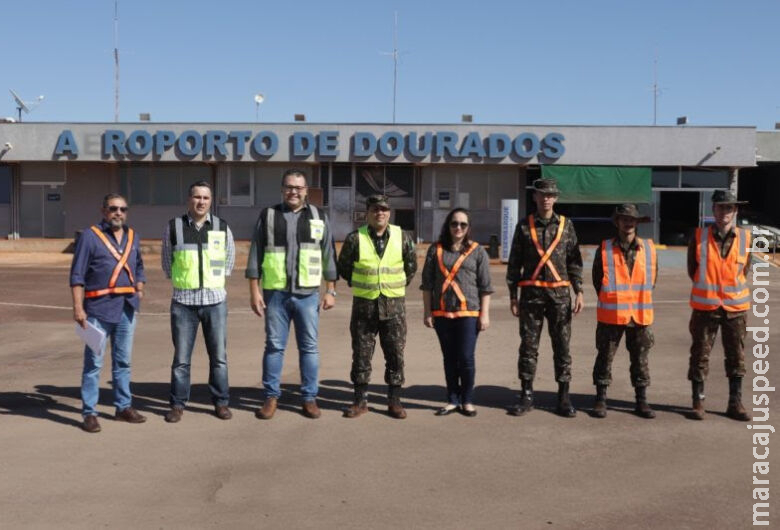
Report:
70,171,755,433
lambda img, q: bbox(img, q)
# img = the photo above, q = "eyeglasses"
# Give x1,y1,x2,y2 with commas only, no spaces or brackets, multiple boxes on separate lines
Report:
107,206,128,213
450,221,469,229
283,185,306,193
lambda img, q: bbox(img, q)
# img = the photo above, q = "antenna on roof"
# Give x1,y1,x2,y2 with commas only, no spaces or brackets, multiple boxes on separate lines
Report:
380,12,401,124
9,89,44,122
114,0,120,122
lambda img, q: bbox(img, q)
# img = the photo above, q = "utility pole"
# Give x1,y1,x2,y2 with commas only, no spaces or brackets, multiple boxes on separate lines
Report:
114,0,120,122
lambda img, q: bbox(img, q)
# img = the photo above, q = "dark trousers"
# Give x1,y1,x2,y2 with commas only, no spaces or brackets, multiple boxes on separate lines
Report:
592,322,653,387
688,309,747,382
519,302,572,383
434,317,479,405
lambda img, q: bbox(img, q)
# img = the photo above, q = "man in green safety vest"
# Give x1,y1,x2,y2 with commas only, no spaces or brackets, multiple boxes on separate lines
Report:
247,169,338,420
162,180,235,423
337,194,417,419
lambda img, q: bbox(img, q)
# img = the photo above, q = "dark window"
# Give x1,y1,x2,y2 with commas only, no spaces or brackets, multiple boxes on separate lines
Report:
332,163,351,187
681,170,728,188
652,170,679,188
0,166,11,204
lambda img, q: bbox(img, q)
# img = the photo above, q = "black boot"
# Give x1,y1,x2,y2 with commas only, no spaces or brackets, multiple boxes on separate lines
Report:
510,379,534,416
691,381,705,420
634,386,656,419
556,382,576,418
592,384,607,418
726,377,751,421
343,384,368,418
387,385,407,419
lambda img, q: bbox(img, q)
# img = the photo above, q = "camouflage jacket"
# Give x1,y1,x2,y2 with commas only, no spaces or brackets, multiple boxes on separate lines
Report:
506,212,583,304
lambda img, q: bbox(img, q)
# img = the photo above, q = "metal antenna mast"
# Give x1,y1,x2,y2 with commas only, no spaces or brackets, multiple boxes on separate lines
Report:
114,0,120,122
652,51,659,126
381,12,399,123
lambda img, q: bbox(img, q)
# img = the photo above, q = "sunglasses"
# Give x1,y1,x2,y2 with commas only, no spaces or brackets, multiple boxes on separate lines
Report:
107,206,128,213
450,221,469,229
283,185,306,193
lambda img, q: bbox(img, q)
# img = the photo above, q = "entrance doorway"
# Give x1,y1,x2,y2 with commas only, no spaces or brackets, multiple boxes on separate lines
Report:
659,191,698,245
20,184,65,238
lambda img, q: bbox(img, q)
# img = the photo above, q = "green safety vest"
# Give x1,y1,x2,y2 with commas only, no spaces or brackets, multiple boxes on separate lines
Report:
171,216,227,289
261,205,324,290
351,224,406,299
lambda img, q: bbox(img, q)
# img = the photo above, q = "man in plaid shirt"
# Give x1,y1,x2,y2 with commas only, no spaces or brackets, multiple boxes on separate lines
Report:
161,180,236,423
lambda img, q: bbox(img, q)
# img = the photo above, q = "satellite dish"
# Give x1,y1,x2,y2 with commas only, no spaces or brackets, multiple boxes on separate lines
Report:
254,93,265,104
9,89,44,122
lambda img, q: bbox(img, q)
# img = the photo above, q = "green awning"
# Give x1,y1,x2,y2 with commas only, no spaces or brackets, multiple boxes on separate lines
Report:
541,166,652,204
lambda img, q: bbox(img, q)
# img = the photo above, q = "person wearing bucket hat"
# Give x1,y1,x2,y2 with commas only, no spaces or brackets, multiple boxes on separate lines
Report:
591,204,657,419
506,178,584,418
337,194,418,419
686,189,753,421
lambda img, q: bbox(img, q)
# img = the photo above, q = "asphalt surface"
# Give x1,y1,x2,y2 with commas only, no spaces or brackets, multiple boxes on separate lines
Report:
0,248,777,529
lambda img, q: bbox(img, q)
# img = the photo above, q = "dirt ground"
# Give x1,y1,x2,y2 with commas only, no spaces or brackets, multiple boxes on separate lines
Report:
0,247,777,529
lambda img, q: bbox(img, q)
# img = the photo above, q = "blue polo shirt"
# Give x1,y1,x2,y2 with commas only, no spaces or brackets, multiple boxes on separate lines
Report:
69,220,146,323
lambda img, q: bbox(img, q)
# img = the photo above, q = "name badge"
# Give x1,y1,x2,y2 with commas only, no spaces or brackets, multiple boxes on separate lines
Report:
309,219,325,240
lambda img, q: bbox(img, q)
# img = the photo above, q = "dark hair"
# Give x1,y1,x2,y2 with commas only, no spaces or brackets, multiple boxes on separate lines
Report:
188,180,212,197
438,208,473,252
102,193,127,208
281,168,308,187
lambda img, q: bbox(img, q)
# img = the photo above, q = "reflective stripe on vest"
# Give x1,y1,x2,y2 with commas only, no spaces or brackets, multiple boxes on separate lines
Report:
596,237,656,325
261,206,323,290
517,214,572,288
690,226,751,311
171,216,227,289
431,242,481,318
351,225,406,300
84,226,137,299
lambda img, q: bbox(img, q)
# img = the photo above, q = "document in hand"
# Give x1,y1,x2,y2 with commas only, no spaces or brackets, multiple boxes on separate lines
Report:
75,321,107,357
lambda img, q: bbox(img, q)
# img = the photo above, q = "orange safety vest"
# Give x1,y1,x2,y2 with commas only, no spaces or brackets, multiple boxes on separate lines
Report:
431,242,481,318
84,225,137,299
517,214,571,288
690,226,750,312
596,238,656,325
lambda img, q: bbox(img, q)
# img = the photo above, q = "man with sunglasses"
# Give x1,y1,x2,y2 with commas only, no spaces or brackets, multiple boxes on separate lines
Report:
70,193,146,433
337,194,417,419
247,169,338,420
161,180,235,423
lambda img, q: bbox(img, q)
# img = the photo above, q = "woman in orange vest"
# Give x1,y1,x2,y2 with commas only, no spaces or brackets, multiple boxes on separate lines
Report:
422,208,493,417
687,190,752,421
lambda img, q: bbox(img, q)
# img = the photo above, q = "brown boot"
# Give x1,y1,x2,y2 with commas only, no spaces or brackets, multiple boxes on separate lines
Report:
555,382,576,418
690,381,705,420
165,406,184,423
115,407,147,423
634,387,655,419
301,400,321,419
592,385,607,419
82,414,101,433
214,405,232,420
387,385,407,419
343,401,368,418
255,397,277,420
726,377,751,421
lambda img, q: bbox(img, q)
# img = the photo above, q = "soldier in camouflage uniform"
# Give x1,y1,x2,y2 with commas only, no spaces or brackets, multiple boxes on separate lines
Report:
506,178,584,417
687,190,753,421
337,194,417,419
591,204,657,419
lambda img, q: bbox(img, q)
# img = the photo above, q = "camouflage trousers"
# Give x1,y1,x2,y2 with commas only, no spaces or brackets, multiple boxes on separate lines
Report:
349,300,406,387
688,309,747,382
592,322,653,387
518,301,572,383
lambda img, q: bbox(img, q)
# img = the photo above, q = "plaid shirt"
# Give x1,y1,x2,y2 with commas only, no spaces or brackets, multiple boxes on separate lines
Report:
161,213,235,306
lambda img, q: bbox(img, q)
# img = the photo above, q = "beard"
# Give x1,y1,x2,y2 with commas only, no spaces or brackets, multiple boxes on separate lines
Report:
108,217,124,229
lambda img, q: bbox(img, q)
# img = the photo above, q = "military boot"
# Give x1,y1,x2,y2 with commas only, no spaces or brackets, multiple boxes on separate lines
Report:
510,380,534,416
634,386,656,419
556,382,576,418
344,384,369,418
387,385,407,419
691,381,706,420
726,377,751,422
592,384,607,418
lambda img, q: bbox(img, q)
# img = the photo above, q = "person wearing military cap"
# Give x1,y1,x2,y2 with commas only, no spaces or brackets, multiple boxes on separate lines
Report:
337,194,417,419
687,189,753,421
591,204,657,419
506,178,584,417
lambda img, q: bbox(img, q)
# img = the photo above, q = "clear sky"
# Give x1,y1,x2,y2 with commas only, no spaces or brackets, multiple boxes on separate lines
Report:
2,0,779,128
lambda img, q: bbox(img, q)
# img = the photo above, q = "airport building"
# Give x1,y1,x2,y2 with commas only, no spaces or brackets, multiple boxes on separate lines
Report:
0,122,776,244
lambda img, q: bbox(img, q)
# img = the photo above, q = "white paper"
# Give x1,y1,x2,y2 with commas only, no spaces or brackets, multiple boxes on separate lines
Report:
75,321,107,357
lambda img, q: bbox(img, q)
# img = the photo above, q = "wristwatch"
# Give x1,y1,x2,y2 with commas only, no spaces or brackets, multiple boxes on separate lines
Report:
326,289,337,297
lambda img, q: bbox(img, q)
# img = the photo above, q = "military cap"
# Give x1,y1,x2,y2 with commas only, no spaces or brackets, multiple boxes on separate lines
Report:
711,190,748,205
612,203,651,223
529,178,560,195
366,194,390,209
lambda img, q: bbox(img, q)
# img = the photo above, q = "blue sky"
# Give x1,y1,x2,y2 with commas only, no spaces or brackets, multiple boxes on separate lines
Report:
3,0,779,128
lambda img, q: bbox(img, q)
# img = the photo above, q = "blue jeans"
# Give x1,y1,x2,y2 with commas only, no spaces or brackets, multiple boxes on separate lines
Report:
81,304,137,416
262,290,320,401
170,300,230,408
434,317,479,406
